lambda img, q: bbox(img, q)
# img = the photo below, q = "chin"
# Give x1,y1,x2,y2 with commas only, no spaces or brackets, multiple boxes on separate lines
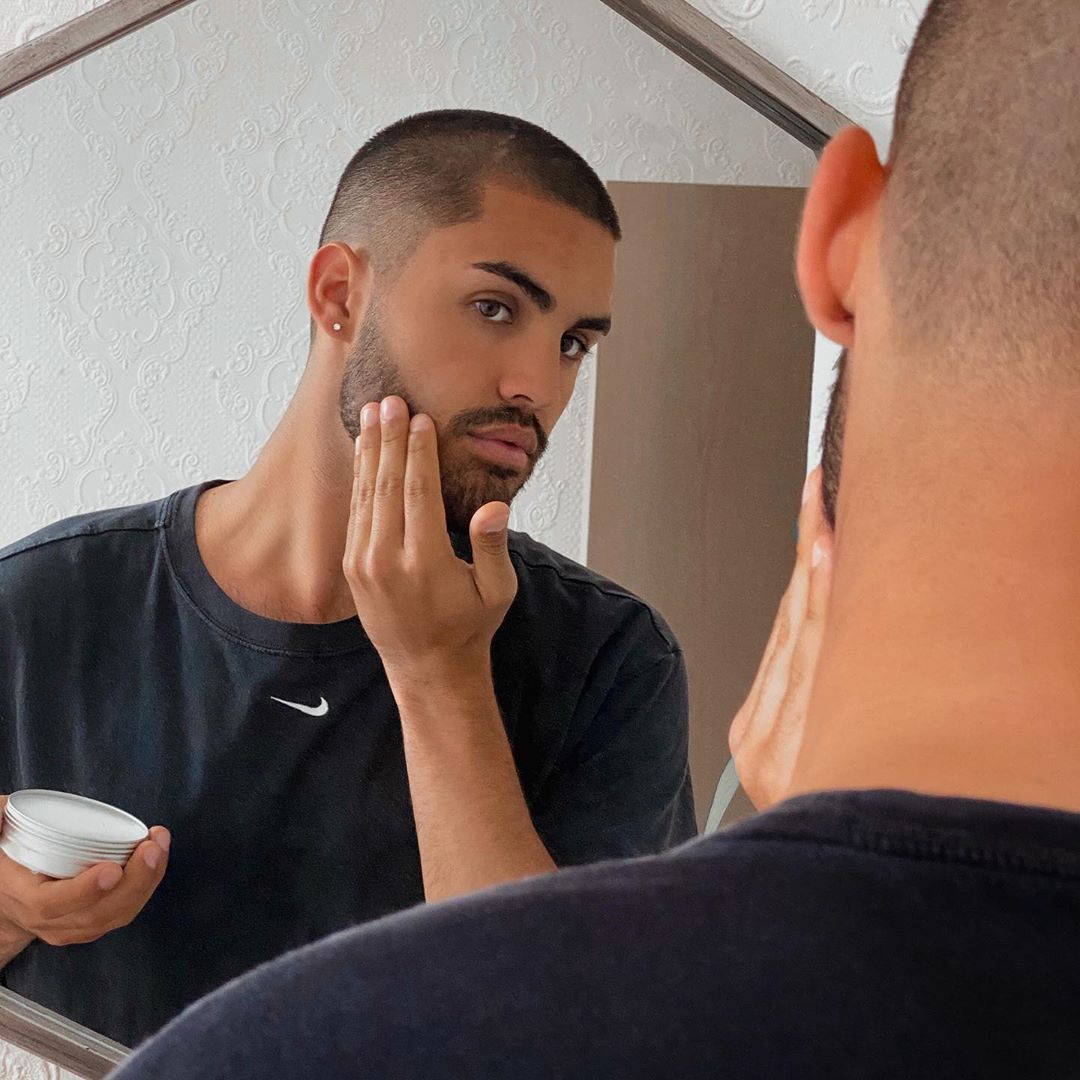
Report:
443,471,526,533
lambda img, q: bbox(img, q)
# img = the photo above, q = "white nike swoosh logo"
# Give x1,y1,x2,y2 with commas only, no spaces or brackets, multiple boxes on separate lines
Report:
270,696,329,717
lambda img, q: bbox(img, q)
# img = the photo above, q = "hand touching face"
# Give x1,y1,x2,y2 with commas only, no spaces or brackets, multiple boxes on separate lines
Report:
728,468,834,810
343,396,518,684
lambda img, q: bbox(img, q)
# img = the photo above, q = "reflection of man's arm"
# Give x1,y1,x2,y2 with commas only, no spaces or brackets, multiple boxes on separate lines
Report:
393,660,556,903
0,922,33,970
343,399,554,903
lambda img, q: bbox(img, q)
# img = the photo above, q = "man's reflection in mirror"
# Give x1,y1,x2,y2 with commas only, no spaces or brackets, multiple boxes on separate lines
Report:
0,110,695,1046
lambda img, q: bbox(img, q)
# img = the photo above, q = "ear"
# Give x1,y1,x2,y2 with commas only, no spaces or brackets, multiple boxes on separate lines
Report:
307,242,374,341
796,127,886,348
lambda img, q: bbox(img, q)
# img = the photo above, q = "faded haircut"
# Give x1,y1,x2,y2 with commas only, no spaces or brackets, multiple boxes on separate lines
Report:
318,109,620,277
882,0,1080,380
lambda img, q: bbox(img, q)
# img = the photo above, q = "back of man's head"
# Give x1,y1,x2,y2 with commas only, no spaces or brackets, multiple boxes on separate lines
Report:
883,0,1080,380
820,0,1080,526
318,110,620,278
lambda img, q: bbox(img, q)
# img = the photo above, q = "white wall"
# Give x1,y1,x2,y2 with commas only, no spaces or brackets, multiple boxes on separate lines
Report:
686,0,931,153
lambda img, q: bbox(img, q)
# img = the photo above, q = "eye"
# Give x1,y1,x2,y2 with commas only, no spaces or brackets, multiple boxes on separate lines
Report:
561,334,590,361
476,299,513,323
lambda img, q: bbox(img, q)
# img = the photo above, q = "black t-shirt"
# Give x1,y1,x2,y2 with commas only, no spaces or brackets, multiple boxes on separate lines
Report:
0,480,695,1045
113,788,1080,1079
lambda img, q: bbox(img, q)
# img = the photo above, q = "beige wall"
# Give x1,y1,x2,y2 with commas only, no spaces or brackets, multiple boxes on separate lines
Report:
590,181,814,827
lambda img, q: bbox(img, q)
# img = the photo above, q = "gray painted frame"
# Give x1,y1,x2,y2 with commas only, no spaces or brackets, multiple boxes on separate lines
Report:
0,0,849,1072
599,0,852,150
0,988,129,1079
0,0,198,99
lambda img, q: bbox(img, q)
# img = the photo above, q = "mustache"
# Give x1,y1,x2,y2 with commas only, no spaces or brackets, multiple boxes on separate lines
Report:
447,406,549,460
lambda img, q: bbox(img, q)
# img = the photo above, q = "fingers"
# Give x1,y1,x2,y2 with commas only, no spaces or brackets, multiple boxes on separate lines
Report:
782,532,833,721
347,403,382,569
730,469,823,755
0,827,171,946
0,850,113,924
370,396,410,550
468,502,518,611
403,413,448,556
806,531,833,625
728,466,834,808
796,466,825,561
350,398,447,572
60,833,171,939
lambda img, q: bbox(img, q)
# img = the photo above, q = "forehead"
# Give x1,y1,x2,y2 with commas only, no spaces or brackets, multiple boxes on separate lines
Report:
406,184,617,303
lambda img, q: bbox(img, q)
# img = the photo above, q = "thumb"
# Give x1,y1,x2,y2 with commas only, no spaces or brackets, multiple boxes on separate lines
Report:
469,503,517,608
807,528,833,624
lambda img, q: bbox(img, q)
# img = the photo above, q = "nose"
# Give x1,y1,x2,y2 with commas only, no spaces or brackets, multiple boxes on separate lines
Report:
495,336,564,412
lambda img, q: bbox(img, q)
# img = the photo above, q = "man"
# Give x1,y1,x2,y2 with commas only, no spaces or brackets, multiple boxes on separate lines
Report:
109,2,1080,1076
0,111,695,1046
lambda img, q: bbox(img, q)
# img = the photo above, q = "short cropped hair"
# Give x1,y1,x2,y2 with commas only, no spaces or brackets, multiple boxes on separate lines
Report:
318,109,620,274
882,0,1080,379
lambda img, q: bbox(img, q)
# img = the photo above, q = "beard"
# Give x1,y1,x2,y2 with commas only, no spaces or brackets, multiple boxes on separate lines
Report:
339,304,549,534
820,346,848,532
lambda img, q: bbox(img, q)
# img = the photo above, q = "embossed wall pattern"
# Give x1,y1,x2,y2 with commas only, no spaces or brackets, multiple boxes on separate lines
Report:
686,0,931,153
0,0,109,55
0,0,813,561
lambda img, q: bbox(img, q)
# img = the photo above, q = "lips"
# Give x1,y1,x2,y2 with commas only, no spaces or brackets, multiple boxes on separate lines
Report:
467,426,538,458
464,425,535,468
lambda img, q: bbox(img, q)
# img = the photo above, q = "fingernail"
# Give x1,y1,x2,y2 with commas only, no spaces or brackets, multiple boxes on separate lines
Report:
156,832,171,855
812,539,827,567
361,404,377,430
143,845,161,871
98,865,122,891
480,509,510,534
380,397,400,421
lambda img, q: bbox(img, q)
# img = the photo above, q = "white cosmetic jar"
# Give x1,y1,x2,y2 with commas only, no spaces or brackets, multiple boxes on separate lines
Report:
0,789,148,879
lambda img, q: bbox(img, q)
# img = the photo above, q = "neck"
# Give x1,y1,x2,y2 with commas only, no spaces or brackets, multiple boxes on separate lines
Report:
791,402,1080,814
195,363,359,623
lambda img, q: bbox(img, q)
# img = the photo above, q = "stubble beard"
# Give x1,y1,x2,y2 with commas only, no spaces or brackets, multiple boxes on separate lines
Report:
339,306,547,533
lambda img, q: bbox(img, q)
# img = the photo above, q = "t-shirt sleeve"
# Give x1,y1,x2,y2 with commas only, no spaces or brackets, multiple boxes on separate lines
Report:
532,648,698,866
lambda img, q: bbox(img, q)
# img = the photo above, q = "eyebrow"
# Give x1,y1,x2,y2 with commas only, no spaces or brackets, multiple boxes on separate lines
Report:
472,261,612,335
473,261,554,311
572,315,612,337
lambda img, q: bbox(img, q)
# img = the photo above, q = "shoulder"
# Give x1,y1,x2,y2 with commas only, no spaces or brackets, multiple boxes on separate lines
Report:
0,491,174,601
110,829,804,1080
506,530,680,660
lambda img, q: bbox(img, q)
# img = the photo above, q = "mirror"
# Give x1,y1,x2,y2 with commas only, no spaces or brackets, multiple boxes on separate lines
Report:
0,0,832,1068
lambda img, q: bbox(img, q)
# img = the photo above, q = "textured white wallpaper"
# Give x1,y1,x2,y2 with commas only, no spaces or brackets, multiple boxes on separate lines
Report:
0,0,109,55
686,0,932,152
0,1050,69,1080
0,0,813,562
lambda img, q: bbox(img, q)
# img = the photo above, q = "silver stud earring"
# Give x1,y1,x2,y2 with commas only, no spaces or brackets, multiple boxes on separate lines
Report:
332,322,342,332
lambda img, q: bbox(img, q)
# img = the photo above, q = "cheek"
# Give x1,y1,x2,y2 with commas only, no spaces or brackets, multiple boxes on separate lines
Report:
554,365,581,414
